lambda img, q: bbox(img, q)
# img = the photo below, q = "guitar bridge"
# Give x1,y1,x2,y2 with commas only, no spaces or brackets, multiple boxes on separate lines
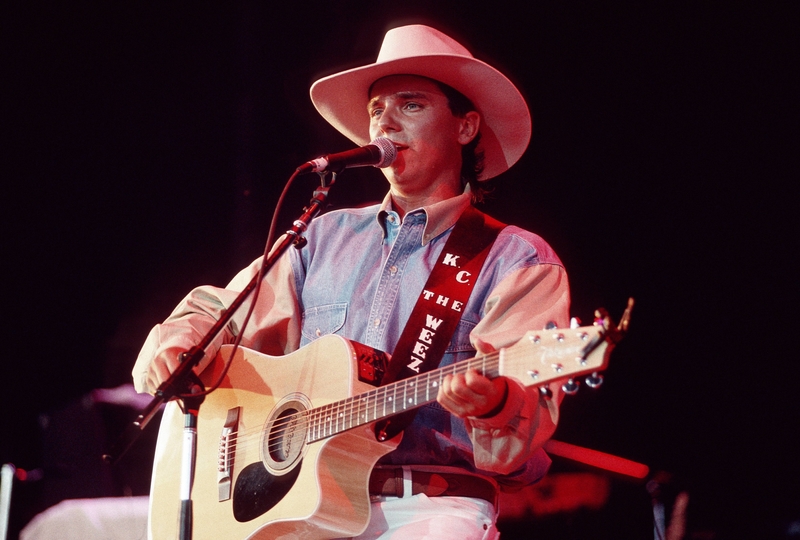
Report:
218,406,240,502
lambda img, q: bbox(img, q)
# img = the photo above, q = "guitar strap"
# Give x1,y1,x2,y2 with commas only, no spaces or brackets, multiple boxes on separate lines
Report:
374,204,505,441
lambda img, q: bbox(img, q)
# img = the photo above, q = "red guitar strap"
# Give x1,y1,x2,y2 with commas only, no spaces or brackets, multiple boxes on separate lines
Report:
374,205,505,441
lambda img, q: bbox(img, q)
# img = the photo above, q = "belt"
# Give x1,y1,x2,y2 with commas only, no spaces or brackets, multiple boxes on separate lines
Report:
368,466,498,507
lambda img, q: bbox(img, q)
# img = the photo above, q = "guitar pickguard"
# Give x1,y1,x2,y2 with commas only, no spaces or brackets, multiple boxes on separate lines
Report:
232,460,302,522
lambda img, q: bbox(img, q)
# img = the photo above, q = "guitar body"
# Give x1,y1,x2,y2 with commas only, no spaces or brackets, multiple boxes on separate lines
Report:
148,336,398,540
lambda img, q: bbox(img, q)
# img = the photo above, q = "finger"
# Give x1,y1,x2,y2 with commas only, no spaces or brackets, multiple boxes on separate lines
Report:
444,372,479,404
438,374,491,418
437,374,468,412
463,370,495,395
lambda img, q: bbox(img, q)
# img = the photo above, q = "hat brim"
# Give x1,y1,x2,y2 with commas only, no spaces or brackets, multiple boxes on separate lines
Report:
310,54,531,181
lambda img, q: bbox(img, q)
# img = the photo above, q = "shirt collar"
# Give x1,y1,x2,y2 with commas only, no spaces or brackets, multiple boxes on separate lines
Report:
376,188,472,246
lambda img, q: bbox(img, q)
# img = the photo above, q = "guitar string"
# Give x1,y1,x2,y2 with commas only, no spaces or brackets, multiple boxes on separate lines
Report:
226,353,503,457
265,355,501,449
228,335,595,457
248,359,493,456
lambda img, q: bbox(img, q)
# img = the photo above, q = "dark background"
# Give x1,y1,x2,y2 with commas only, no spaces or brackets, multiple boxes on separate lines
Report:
1,1,797,539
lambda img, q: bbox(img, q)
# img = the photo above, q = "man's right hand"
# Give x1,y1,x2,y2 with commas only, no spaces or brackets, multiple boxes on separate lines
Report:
144,346,193,394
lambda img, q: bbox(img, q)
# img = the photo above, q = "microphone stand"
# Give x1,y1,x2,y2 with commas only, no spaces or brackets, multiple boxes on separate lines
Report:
105,172,337,540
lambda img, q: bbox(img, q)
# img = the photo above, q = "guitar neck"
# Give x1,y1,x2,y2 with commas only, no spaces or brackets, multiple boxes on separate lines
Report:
306,355,498,443
303,323,612,443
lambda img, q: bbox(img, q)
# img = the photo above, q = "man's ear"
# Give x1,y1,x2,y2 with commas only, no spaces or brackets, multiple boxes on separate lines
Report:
458,111,481,145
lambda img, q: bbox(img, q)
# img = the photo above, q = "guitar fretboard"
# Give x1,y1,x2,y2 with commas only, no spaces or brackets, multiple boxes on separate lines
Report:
305,355,501,443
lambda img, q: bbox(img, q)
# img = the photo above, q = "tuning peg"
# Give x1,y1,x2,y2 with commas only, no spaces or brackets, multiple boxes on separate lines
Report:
545,321,558,330
539,385,553,400
570,317,581,329
593,307,608,325
561,378,580,395
585,372,604,388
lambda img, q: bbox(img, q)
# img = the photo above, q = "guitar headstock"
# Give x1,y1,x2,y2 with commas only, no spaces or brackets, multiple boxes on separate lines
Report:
500,298,633,394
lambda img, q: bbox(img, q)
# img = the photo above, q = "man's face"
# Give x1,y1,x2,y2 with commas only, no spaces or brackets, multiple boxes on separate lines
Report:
368,75,475,196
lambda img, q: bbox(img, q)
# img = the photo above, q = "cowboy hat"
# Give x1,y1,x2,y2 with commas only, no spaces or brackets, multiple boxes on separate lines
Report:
309,24,531,181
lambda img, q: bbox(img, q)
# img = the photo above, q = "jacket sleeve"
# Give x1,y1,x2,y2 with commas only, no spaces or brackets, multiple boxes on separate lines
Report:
465,262,570,475
132,251,302,394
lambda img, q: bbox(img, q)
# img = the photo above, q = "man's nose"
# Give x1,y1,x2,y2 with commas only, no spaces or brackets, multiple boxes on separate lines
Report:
377,107,400,133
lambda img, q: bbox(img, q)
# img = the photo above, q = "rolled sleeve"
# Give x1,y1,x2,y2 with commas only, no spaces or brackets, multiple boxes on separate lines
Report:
132,252,302,394
466,262,570,474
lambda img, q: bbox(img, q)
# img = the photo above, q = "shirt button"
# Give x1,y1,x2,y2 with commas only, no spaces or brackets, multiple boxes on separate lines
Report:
389,265,398,275
315,328,322,336
374,318,381,327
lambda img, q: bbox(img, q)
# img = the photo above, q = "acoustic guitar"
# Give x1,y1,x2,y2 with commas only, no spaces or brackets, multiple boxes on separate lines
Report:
148,314,625,539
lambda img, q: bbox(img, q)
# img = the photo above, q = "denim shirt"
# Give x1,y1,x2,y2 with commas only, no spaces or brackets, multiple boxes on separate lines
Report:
133,190,570,487
290,191,569,485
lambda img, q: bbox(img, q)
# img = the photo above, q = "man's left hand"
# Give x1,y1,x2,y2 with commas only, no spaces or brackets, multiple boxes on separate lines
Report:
437,370,509,418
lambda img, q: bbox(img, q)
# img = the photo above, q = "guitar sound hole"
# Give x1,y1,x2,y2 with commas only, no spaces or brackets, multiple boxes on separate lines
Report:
262,396,308,474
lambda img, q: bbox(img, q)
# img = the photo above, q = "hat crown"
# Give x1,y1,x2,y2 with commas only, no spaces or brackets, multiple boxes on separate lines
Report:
377,25,473,63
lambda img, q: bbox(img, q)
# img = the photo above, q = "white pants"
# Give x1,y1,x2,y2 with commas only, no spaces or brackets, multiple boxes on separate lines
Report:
343,494,500,540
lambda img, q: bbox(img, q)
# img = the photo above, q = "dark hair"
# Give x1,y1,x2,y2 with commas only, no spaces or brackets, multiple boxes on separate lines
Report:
434,81,491,203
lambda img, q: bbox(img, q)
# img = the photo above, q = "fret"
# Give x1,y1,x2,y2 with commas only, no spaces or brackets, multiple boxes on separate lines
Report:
364,394,372,424
354,396,361,427
326,403,334,436
371,388,378,422
317,405,325,439
308,408,317,441
356,395,365,426
351,397,359,428
390,384,397,415
357,394,365,425
346,396,353,431
321,404,329,438
305,410,313,444
489,350,501,379
336,399,344,434
359,396,368,426
378,387,386,420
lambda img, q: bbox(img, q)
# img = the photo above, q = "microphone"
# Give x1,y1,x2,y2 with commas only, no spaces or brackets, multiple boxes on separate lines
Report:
297,137,397,174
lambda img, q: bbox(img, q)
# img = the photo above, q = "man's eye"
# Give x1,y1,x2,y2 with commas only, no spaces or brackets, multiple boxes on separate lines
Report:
370,108,383,118
405,102,421,110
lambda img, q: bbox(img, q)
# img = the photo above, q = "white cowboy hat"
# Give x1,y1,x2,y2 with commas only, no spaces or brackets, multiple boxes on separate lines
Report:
309,24,531,181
